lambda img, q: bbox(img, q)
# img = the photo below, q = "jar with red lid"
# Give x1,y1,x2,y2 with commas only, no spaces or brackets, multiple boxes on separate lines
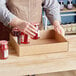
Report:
67,0,73,10
20,32,30,44
0,40,8,59
31,23,40,40
11,28,20,44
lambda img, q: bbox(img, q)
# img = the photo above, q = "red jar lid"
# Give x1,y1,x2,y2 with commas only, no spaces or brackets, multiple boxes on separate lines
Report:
31,23,39,25
0,40,8,50
0,40,8,45
12,28,19,31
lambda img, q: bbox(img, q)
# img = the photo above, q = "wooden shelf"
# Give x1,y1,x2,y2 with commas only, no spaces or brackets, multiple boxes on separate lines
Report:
61,5,76,13
62,24,76,34
47,24,76,34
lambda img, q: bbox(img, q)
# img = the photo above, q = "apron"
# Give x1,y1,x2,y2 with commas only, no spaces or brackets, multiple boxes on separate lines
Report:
7,0,42,24
0,0,43,40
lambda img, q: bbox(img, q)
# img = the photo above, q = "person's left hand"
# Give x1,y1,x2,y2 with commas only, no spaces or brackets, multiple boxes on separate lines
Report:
54,24,65,36
53,21,65,36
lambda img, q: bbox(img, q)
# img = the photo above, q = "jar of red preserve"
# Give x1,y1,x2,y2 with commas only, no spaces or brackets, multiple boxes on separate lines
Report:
20,32,30,44
31,23,40,39
12,28,20,44
0,40,8,59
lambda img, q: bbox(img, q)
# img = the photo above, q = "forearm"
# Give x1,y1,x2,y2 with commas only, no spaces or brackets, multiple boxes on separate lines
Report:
9,17,22,27
53,20,61,27
43,0,61,24
0,0,16,26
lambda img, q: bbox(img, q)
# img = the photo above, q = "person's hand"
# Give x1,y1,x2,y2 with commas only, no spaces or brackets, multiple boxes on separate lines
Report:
53,21,65,36
54,24,65,36
9,17,37,37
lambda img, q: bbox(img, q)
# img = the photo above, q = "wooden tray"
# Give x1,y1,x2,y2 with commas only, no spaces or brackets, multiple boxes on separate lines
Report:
9,30,69,56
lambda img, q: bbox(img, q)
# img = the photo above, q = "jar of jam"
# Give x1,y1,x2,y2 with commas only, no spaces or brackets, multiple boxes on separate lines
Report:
31,23,40,40
67,0,73,10
0,40,8,59
59,0,64,10
11,28,20,44
20,32,30,44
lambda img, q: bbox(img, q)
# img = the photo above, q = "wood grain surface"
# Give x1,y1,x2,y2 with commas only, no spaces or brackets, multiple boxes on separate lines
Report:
0,35,76,76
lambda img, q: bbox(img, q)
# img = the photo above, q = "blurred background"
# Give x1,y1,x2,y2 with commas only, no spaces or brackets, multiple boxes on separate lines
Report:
42,0,76,34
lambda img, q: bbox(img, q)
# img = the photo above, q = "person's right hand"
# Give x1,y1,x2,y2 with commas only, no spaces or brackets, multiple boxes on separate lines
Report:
9,17,37,38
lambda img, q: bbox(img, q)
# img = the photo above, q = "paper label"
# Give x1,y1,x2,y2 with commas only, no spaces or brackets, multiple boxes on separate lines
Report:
21,35,24,42
61,5,64,9
28,36,30,42
68,4,72,9
38,30,40,37
4,50,8,58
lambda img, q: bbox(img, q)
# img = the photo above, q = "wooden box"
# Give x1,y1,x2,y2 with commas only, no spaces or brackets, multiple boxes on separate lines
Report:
9,30,69,56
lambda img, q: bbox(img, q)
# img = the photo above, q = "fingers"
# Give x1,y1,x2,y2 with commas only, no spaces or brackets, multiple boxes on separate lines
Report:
54,25,65,36
28,23,37,30
19,27,36,38
26,24,37,33
16,21,38,37
59,26,65,36
22,23,37,37
24,29,36,38
24,23,37,37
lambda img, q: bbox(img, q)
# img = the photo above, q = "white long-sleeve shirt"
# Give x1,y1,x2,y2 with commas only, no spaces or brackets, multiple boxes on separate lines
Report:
0,0,61,26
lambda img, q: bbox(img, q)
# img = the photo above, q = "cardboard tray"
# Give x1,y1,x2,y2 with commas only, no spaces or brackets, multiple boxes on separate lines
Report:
9,30,69,56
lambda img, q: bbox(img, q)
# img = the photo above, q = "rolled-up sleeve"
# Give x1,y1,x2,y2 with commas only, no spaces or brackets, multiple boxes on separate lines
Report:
0,0,16,26
43,0,61,24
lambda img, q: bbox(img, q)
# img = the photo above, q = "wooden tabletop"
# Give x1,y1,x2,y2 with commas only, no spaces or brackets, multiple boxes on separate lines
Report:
0,35,76,76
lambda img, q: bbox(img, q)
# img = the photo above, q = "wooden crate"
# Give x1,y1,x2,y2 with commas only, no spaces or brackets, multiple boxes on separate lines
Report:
9,30,69,56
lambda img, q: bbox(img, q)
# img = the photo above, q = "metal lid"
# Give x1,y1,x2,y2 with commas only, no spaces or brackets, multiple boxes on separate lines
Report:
12,27,19,31
0,40,8,45
31,23,39,25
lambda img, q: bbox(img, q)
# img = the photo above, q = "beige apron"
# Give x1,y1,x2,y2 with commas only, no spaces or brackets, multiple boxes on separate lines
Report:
0,0,43,40
7,0,42,24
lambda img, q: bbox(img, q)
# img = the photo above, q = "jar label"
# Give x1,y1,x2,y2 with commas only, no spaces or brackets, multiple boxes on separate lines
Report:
68,4,73,9
4,50,8,58
28,36,30,42
38,30,40,37
21,35,24,42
